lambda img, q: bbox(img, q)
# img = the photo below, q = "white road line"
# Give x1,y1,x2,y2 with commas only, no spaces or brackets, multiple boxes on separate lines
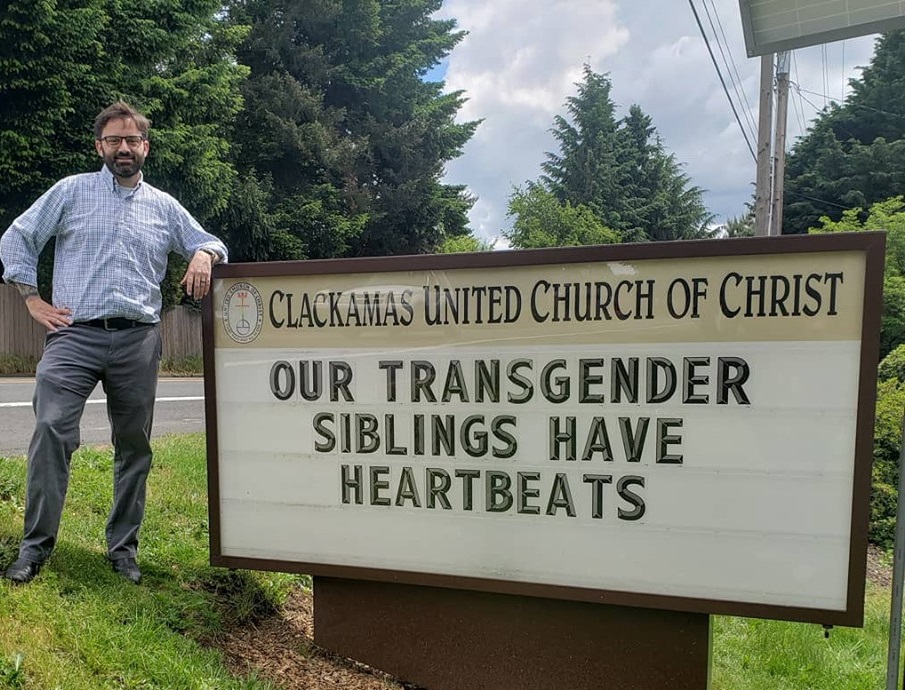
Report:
0,396,204,409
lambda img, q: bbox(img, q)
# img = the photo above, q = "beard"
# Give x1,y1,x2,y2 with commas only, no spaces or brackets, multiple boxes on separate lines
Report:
104,151,144,179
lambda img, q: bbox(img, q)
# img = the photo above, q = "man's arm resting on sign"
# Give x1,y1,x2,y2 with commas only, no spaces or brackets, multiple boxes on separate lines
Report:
180,250,215,301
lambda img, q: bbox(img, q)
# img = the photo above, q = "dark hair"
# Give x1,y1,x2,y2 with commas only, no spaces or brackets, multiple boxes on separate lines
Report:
93,101,151,140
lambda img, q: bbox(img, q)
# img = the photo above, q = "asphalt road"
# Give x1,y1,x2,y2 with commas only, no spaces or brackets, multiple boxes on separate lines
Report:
0,377,206,458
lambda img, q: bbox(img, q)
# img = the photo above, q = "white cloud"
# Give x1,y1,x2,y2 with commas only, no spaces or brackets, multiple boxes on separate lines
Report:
438,0,877,242
438,0,629,239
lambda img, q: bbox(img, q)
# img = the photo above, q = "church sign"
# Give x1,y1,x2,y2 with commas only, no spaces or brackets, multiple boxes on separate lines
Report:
203,232,883,626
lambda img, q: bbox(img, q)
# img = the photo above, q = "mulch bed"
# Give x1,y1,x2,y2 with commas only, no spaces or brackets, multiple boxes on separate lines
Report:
213,588,422,690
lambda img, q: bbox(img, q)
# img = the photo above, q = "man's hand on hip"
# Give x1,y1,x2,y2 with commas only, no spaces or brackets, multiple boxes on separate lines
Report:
14,284,72,331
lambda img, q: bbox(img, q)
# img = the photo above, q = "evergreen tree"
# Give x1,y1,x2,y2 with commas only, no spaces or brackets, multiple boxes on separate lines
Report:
783,31,905,234
723,213,755,238
0,0,246,305
522,65,713,245
0,0,109,233
614,105,659,239
229,0,479,260
541,67,623,230
104,0,248,226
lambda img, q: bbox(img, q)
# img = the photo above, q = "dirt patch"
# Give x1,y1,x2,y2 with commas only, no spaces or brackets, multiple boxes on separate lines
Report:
867,543,893,587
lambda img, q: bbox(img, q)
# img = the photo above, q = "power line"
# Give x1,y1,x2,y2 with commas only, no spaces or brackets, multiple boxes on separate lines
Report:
821,44,829,109
786,188,856,211
841,39,847,102
790,81,806,139
782,46,898,220
791,53,807,133
795,87,829,110
687,0,756,160
791,85,868,149
713,3,758,139
796,86,905,120
794,85,843,108
701,0,758,142
793,87,856,139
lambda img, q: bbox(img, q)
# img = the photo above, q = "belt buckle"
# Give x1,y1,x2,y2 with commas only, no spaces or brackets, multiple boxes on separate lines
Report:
102,318,117,331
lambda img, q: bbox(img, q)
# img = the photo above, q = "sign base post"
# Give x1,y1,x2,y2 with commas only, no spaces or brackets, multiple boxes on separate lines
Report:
314,576,711,690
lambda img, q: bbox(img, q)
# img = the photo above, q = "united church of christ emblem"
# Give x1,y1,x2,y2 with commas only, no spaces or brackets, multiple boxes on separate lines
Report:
222,282,264,344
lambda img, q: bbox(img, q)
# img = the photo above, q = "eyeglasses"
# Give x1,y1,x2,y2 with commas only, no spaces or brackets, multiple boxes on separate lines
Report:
99,135,145,148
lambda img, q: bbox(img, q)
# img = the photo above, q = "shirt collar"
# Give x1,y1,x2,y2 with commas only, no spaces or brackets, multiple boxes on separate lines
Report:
99,165,144,194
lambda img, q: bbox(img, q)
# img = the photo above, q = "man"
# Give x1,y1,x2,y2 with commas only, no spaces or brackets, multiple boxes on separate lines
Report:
0,101,227,585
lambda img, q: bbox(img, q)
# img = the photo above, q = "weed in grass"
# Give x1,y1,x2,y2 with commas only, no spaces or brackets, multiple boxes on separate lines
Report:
0,653,25,688
156,588,223,636
0,470,23,504
195,569,279,626
0,536,18,568
72,446,114,470
0,460,24,566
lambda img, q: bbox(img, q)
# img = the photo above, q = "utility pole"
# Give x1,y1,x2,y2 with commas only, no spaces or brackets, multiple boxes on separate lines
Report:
887,416,905,690
770,52,791,236
754,54,774,237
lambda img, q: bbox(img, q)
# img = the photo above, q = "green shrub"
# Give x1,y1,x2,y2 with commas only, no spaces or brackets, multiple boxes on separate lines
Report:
870,379,905,546
871,480,898,548
879,344,905,382
810,197,905,358
0,354,38,375
159,355,203,376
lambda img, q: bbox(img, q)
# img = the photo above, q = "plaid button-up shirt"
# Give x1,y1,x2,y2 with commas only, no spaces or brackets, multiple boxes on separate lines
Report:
0,166,227,323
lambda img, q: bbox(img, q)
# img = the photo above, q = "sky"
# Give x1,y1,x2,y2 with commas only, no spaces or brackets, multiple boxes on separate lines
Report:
430,0,879,246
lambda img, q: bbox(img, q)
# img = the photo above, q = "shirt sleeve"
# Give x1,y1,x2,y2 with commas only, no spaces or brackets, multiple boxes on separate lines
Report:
167,197,229,264
0,179,69,286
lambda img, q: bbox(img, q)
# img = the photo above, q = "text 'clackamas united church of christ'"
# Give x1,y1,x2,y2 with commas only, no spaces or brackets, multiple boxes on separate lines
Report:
261,269,846,522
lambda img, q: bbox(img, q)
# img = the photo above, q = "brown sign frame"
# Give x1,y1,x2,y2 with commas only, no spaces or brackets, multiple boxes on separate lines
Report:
202,232,884,626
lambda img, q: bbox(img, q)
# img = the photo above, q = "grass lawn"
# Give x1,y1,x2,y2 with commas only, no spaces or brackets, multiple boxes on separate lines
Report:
0,433,902,689
0,435,299,690
712,584,895,688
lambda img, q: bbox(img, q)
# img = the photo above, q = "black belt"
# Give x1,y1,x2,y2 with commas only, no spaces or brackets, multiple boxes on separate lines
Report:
78,318,151,331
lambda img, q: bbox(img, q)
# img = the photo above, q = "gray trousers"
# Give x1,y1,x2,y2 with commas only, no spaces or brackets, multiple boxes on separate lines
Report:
20,323,161,563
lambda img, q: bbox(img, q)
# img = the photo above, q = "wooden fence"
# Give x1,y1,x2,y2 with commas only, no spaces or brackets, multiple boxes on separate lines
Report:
0,284,203,362
0,284,45,361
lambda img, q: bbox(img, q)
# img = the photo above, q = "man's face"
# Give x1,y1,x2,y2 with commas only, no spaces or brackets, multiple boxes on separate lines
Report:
95,117,149,184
